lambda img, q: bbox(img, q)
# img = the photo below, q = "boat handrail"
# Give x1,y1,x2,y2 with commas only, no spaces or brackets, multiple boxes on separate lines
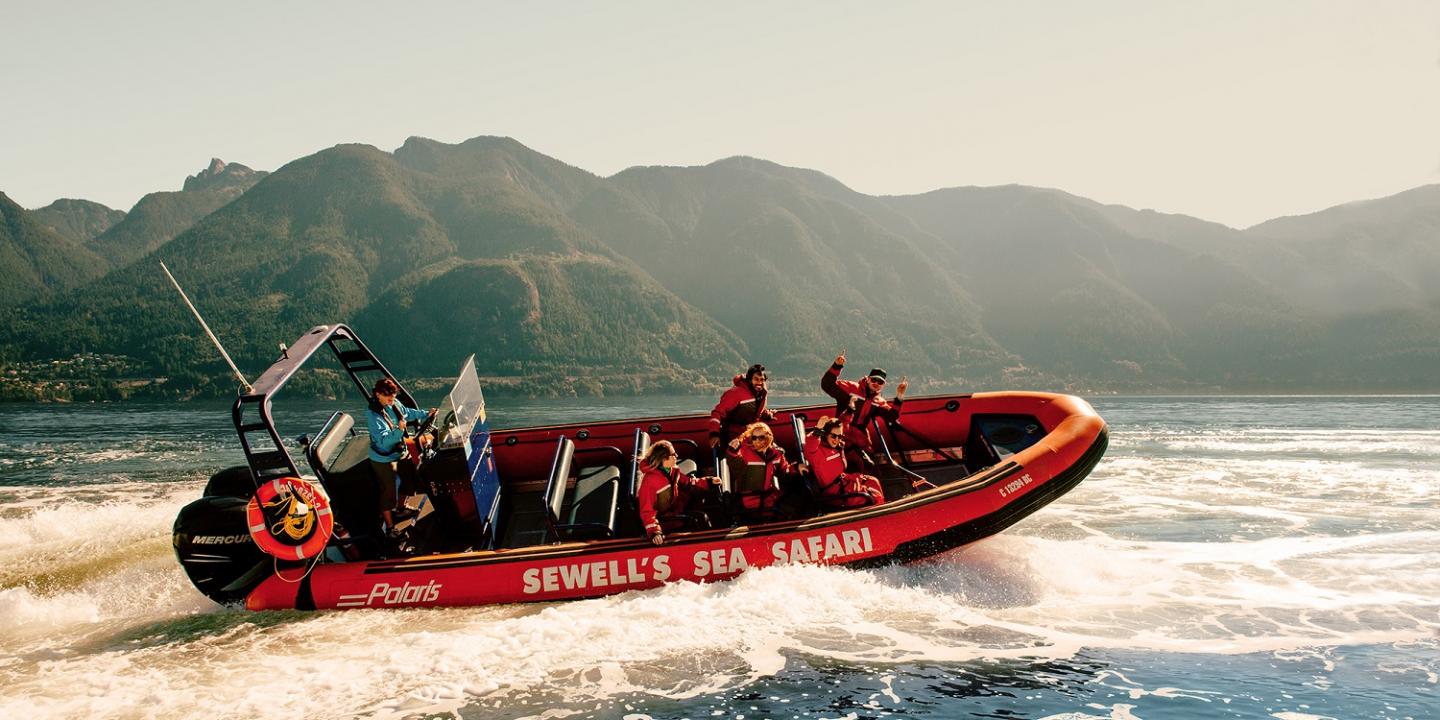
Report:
230,323,416,490
872,418,937,490
884,417,965,465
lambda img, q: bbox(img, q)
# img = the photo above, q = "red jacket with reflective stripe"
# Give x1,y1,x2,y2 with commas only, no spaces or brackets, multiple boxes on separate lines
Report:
820,363,903,452
725,442,789,510
708,376,774,441
637,465,709,537
802,434,848,490
803,434,884,506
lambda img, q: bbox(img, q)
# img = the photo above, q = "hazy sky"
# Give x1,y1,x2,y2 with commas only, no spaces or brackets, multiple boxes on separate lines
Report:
3,1,1438,228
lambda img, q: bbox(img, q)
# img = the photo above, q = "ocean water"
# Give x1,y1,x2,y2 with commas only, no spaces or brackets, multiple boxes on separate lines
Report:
0,395,1435,720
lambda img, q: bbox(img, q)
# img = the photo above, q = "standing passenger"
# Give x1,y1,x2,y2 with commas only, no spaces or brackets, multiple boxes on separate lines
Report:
802,416,885,508
708,364,776,449
820,350,907,471
637,440,718,544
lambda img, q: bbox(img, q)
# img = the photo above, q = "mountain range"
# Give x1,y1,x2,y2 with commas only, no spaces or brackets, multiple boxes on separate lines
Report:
1,137,1435,399
1,159,265,308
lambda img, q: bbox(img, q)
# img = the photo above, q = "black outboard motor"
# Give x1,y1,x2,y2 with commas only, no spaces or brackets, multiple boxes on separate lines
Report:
172,496,271,605
204,465,256,498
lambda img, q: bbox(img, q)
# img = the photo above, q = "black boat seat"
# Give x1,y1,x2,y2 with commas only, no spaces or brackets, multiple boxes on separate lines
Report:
569,464,620,529
304,411,383,554
542,436,621,543
611,429,652,538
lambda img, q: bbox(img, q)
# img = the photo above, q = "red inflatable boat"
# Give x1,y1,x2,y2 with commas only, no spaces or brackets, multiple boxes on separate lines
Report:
171,324,1108,611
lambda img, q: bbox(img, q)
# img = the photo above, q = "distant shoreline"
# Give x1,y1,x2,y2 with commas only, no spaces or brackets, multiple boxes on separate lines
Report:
4,376,1436,404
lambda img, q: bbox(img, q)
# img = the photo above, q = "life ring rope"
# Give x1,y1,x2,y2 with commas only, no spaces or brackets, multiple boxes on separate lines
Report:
272,554,323,584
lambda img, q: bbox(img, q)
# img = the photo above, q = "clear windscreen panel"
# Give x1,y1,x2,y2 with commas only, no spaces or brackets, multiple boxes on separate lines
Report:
436,354,486,449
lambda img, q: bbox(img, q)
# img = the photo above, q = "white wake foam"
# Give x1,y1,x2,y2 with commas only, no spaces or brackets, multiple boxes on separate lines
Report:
1,527,1435,719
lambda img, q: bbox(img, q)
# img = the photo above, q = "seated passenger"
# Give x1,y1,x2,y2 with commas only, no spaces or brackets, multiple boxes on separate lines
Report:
708,363,776,448
802,416,885,509
366,378,434,533
637,440,719,545
725,422,790,519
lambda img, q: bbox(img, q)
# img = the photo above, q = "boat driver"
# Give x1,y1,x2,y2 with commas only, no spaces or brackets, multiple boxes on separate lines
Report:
367,377,435,533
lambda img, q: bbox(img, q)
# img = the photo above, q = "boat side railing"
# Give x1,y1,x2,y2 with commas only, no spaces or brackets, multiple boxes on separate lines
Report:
884,418,965,465
872,418,938,491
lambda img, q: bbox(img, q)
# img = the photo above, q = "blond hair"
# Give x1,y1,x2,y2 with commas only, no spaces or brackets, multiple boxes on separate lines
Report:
740,422,773,447
639,440,677,470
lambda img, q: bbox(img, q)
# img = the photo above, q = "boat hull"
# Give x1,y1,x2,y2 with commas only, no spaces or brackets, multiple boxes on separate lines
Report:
245,391,1107,611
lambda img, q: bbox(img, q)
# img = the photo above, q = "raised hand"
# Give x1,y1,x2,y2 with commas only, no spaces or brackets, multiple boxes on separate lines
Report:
897,376,909,399
834,349,847,367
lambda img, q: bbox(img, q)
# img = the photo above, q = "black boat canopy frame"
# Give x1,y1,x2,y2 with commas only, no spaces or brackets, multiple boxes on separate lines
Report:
232,324,415,489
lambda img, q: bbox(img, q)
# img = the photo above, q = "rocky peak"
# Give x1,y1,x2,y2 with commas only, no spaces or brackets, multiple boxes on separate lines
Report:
182,158,263,192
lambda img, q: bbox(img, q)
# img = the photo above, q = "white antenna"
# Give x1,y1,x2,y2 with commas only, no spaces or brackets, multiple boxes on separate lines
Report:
159,261,253,394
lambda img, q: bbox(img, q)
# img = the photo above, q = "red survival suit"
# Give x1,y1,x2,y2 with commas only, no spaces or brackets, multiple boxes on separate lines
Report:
637,465,712,539
708,375,775,444
724,442,790,517
802,433,885,508
820,363,904,467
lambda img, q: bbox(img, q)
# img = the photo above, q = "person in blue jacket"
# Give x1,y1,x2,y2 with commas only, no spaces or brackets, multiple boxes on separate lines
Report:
368,377,434,532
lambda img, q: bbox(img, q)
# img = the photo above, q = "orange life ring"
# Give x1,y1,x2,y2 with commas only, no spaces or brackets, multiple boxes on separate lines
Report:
246,476,334,560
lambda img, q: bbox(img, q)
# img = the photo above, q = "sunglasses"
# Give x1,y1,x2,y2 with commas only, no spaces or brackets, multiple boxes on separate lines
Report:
750,435,772,443
868,377,886,386
827,433,844,440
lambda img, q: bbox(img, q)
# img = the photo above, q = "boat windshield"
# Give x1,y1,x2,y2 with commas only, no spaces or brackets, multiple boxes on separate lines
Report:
435,354,486,449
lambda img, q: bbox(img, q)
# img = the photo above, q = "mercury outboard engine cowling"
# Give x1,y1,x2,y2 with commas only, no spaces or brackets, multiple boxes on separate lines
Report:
203,465,256,499
173,496,271,604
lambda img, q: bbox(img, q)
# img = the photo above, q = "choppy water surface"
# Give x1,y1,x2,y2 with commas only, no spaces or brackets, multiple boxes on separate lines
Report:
0,396,1435,719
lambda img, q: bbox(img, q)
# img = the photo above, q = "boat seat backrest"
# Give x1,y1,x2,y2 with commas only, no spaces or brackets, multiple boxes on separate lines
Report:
542,436,622,542
677,459,697,476
713,449,731,492
790,415,808,456
542,437,576,529
732,461,770,494
575,464,620,503
785,413,806,457
569,465,620,529
328,434,371,475
308,412,355,476
629,429,651,501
